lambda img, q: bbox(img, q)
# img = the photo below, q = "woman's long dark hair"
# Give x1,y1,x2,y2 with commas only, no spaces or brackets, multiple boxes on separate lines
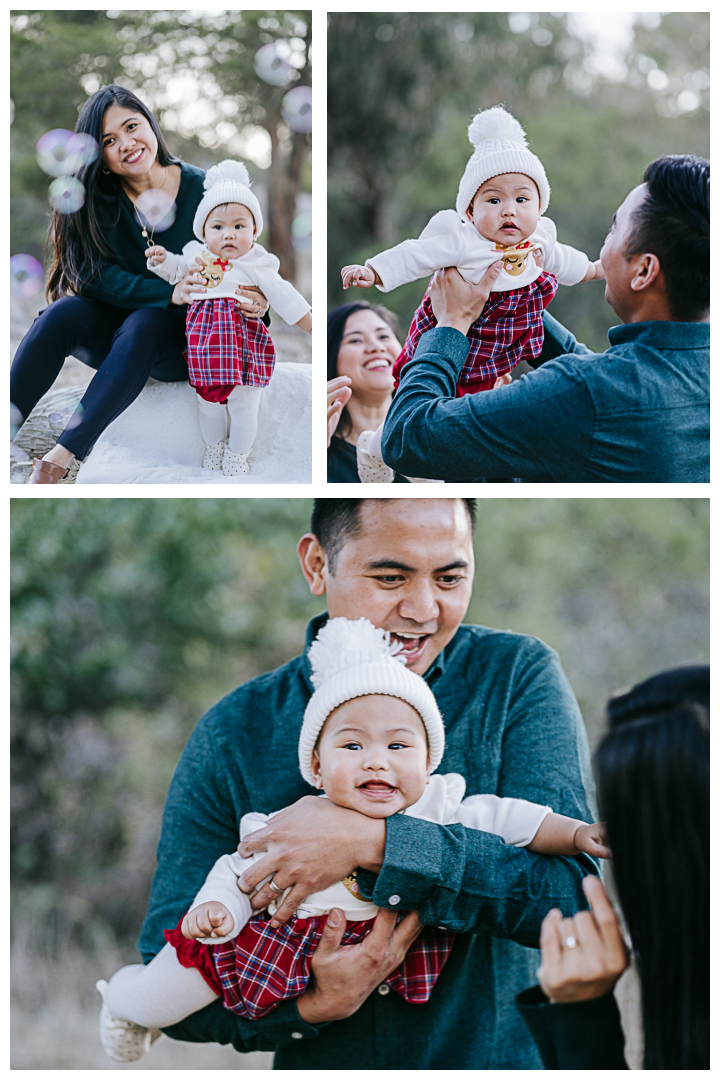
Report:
46,85,180,302
327,301,401,440
594,666,709,1069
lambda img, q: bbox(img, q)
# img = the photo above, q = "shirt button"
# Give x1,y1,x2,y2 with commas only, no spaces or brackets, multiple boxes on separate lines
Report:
291,1032,303,1039
388,894,401,906
378,983,390,996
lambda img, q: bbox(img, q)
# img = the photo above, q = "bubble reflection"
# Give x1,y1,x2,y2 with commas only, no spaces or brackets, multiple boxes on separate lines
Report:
37,129,99,177
10,254,44,297
49,176,85,214
254,43,296,87
49,399,84,431
282,87,312,133
135,188,177,232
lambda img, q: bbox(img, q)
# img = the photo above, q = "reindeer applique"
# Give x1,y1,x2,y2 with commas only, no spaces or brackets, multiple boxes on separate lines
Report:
197,252,233,289
492,239,535,277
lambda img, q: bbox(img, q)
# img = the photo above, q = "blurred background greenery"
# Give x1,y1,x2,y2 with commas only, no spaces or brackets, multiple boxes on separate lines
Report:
11,497,708,1067
11,9,311,286
328,12,709,352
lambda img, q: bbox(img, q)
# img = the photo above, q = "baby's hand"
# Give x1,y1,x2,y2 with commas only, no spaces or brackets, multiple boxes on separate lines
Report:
342,264,377,290
574,822,612,860
583,258,605,282
532,248,545,269
182,901,234,940
146,245,167,265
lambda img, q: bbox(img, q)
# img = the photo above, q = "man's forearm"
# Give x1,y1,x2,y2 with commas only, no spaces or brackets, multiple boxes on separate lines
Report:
163,994,323,1051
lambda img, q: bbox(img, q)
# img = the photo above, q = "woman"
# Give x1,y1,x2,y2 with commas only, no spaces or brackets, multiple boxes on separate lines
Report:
326,301,409,483
516,666,709,1070
11,85,268,484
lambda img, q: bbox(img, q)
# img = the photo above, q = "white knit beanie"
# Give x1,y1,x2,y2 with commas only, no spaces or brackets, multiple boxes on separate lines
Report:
456,106,550,220
192,159,264,241
299,617,445,785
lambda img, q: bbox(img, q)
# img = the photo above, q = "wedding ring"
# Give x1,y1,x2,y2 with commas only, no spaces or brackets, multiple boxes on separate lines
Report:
562,935,578,950
267,875,284,896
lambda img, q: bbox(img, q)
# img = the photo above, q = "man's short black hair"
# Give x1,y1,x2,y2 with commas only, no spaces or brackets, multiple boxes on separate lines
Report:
311,499,477,573
625,155,709,321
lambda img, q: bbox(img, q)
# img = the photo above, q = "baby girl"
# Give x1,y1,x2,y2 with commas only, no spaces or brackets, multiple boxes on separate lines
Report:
148,160,311,476
96,617,609,1062
341,106,604,482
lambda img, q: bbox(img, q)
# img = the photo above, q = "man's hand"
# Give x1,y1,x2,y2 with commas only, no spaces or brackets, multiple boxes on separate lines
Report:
182,901,234,940
536,875,629,1003
237,796,386,927
428,263,503,335
297,907,423,1023
341,264,379,290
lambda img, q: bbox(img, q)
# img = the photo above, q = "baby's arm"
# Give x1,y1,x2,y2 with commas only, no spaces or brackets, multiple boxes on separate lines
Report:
454,793,610,859
183,851,255,944
581,258,605,282
529,816,611,859
295,312,312,334
146,247,188,284
347,210,466,294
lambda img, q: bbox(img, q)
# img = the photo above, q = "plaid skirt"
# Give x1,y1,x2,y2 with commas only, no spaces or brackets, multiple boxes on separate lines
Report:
166,912,455,1020
392,271,558,396
185,298,276,389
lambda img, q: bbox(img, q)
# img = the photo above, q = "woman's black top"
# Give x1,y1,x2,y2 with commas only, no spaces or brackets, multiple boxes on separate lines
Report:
515,986,628,1070
328,434,409,483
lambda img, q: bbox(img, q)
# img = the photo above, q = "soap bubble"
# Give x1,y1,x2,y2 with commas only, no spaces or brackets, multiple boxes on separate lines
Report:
49,397,84,431
10,403,25,442
291,211,312,253
254,43,296,86
10,253,44,297
48,176,85,214
282,86,312,133
135,188,177,233
37,129,99,177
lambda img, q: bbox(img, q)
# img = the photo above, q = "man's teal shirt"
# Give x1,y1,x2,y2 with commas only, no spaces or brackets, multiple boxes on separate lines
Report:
139,615,597,1069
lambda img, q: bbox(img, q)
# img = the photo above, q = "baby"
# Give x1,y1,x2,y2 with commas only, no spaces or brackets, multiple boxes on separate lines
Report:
341,106,604,482
96,617,609,1063
148,160,312,476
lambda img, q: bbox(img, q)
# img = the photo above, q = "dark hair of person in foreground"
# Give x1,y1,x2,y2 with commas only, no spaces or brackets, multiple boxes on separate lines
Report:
46,84,180,303
595,665,709,1069
311,498,477,573
626,154,709,322
327,301,401,440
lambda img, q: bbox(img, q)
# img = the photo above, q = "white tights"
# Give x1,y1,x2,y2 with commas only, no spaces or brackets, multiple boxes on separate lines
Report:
196,385,264,456
105,943,219,1029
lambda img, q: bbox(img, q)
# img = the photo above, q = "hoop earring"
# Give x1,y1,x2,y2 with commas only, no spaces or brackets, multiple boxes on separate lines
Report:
102,165,110,175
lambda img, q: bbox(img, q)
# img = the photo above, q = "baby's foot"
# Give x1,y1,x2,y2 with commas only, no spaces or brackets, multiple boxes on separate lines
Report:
356,430,394,483
203,440,227,470
96,979,163,1063
223,447,250,475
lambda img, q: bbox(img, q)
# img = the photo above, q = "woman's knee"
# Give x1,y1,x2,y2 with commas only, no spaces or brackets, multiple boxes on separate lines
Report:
31,296,93,336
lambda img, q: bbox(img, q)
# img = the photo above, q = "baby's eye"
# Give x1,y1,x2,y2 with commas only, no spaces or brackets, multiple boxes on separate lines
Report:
516,197,527,203
488,197,500,204
389,742,408,750
342,741,362,750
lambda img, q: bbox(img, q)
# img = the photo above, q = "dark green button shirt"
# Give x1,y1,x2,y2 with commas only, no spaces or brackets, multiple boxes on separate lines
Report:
83,162,206,310
138,614,597,1069
382,313,710,483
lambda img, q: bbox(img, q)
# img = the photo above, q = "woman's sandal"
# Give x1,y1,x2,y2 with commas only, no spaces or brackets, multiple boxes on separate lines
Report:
25,458,69,485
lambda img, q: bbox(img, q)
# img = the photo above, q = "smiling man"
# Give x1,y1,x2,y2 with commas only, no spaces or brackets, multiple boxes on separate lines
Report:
381,155,709,482
138,498,596,1069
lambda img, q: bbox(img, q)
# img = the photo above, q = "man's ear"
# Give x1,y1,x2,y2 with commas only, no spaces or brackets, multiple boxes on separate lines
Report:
630,252,663,293
311,748,323,788
297,534,329,597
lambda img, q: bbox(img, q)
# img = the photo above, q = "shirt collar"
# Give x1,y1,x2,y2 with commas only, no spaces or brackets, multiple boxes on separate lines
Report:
607,319,710,349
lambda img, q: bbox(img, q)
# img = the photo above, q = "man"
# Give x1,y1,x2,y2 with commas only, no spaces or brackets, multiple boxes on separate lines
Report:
139,499,597,1068
381,156,709,482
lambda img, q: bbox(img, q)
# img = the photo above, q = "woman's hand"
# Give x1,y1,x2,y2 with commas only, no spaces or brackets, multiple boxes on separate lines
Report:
181,901,234,940
537,875,629,1003
235,285,269,319
170,267,207,306
296,907,423,1023
327,376,352,446
428,263,503,335
236,796,386,927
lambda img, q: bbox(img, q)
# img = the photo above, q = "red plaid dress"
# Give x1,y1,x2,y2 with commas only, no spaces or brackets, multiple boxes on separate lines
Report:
392,271,558,397
185,299,276,403
166,912,455,1020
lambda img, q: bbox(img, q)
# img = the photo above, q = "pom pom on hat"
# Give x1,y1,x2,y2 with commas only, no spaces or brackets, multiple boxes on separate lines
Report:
192,157,263,240
299,617,445,786
456,104,550,218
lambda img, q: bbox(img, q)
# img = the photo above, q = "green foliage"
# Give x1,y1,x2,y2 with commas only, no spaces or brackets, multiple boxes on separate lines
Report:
10,498,708,946
328,12,709,351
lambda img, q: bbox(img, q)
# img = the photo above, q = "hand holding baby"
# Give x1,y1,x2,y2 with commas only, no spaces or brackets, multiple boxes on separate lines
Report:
146,245,167,266
182,900,234,940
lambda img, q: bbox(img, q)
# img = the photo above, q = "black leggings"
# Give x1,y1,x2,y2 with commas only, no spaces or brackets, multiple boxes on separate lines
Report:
10,297,189,459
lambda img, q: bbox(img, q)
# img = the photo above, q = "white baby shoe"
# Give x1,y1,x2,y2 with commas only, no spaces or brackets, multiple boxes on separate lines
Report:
202,440,227,471
95,979,163,1063
222,447,251,475
356,430,394,483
